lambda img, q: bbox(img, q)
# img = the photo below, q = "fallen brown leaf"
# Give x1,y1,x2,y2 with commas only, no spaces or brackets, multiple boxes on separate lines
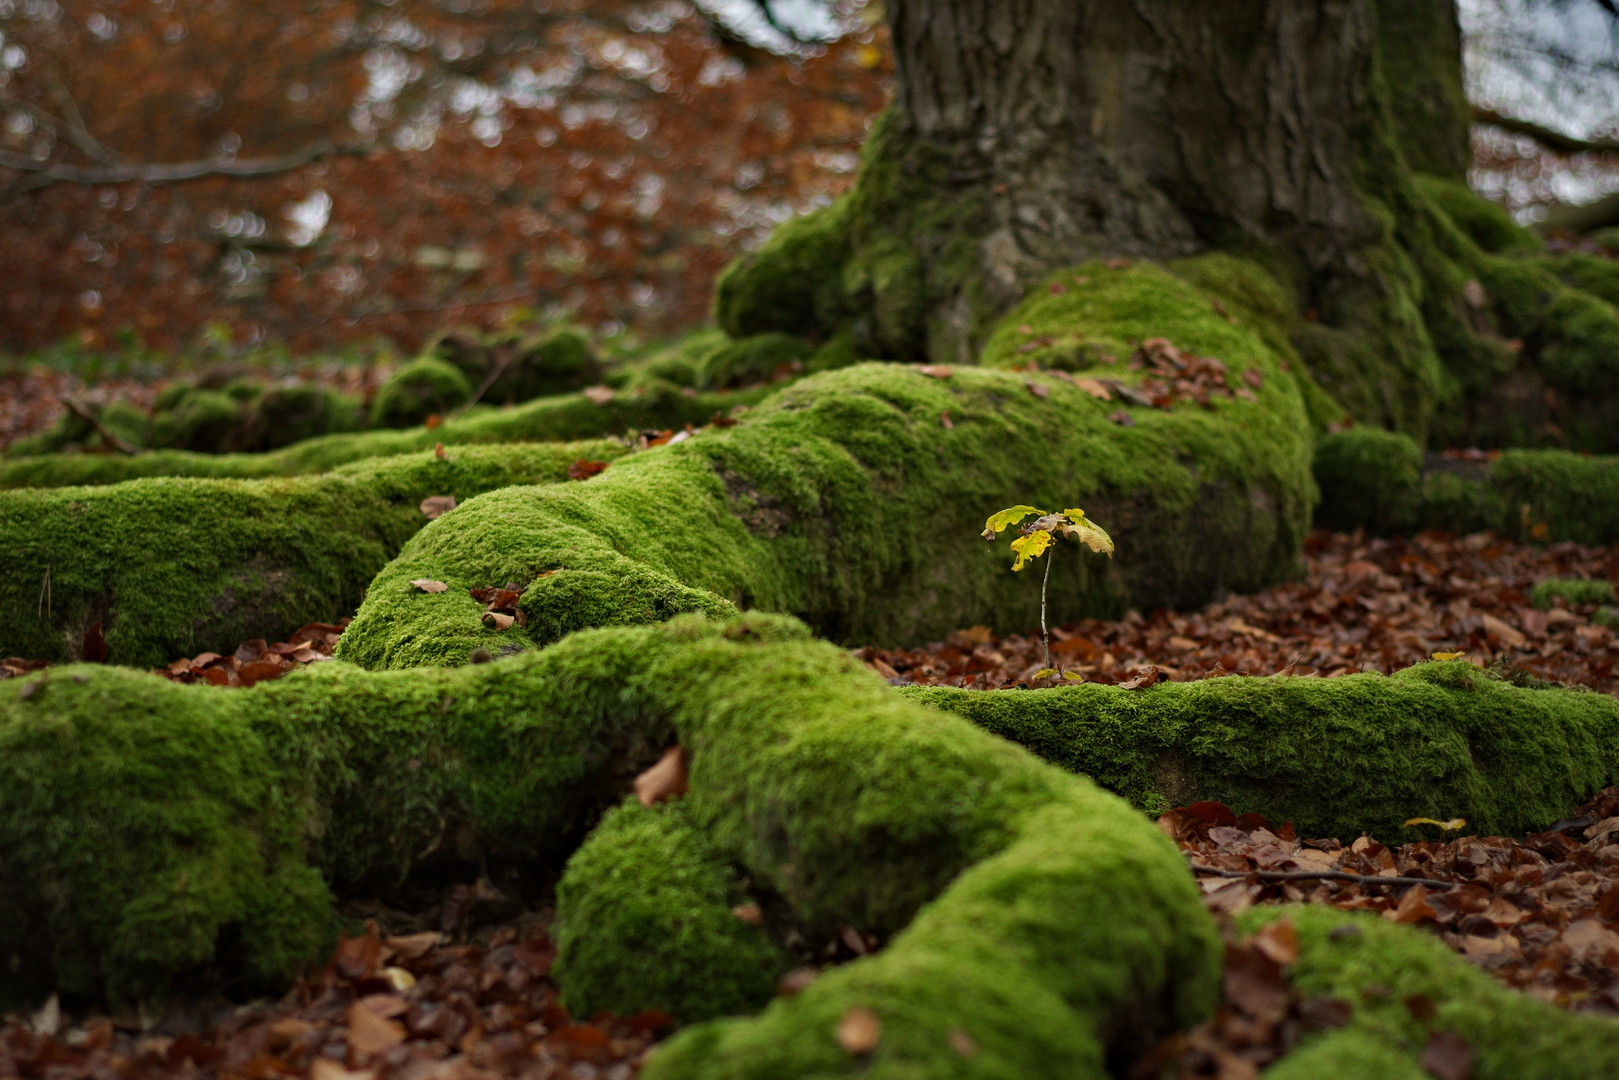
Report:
836,1007,881,1055
419,495,457,519
410,579,449,593
634,745,688,807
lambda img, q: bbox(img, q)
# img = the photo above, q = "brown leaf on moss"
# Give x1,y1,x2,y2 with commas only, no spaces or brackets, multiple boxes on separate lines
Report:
409,579,449,593
1420,1030,1474,1080
568,459,609,481
419,495,456,519
582,386,615,405
836,1007,881,1055
634,745,688,807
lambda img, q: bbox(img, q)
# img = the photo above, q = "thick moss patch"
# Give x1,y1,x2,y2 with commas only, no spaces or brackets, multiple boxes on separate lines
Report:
0,382,767,489
1245,907,1619,1079
1313,427,1619,544
340,268,1316,668
0,441,625,667
900,660,1619,840
0,613,1220,1053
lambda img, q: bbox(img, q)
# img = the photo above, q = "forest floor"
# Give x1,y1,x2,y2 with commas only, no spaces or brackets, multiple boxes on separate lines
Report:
4,529,1617,1077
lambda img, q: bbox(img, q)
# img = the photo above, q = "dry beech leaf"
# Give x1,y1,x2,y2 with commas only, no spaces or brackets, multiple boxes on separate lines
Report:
1420,1030,1475,1080
1253,917,1299,967
419,495,456,519
382,931,441,960
1025,379,1049,399
424,414,442,431
482,611,516,631
917,365,952,379
836,1007,881,1055
948,1028,978,1057
568,459,609,481
310,1061,374,1080
778,966,819,997
433,442,448,460
1073,377,1111,400
940,410,954,429
346,1001,405,1060
635,745,688,806
583,385,615,404
409,579,448,593
732,903,763,925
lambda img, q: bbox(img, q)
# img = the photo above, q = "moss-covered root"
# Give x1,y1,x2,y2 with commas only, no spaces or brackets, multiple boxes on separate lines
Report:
0,440,626,667
339,335,1314,668
584,615,1221,1078
900,660,1619,840
552,799,794,1023
1246,907,1619,1079
1,613,1221,1054
0,382,767,489
1312,426,1619,544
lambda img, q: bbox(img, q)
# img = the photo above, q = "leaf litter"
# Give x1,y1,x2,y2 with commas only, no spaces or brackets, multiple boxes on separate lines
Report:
853,529,1617,694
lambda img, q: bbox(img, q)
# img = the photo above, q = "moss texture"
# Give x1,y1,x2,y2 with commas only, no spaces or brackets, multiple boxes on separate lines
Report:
900,659,1619,840
1243,906,1619,1079
0,382,766,489
1529,578,1615,609
368,357,474,429
336,327,1314,669
552,799,792,1023
0,612,1220,1060
1312,428,1619,544
0,440,625,667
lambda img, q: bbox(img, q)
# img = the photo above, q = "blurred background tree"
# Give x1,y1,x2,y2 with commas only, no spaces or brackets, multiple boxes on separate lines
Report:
1,0,1617,356
0,1,887,352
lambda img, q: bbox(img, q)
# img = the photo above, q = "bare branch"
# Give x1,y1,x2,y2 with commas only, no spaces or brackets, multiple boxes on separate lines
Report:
1473,105,1619,155
0,141,367,188
60,398,138,455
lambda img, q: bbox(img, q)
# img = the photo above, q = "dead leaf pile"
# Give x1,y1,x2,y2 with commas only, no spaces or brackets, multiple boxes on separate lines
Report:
1159,787,1619,1015
1126,337,1258,409
469,584,529,632
152,621,350,687
0,918,671,1080
854,530,1617,693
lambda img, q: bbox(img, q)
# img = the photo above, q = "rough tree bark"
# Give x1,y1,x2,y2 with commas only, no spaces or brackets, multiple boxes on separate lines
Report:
717,0,1513,440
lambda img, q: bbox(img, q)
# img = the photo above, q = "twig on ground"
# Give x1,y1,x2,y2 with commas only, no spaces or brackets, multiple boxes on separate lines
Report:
1190,862,1458,890
60,397,137,455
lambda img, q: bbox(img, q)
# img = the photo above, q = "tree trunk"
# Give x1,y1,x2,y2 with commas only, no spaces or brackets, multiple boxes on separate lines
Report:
716,0,1491,439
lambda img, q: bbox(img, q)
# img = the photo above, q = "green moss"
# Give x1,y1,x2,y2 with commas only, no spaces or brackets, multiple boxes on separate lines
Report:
250,384,365,449
1373,2,1472,182
1242,907,1619,1079
900,659,1619,839
337,355,1314,669
617,331,817,393
1,613,1220,1053
1312,427,1423,534
1539,251,1619,306
553,799,791,1022
1529,577,1616,609
714,200,854,341
0,383,769,488
369,358,474,429
0,440,626,667
1594,607,1619,630
1311,429,1619,544
1411,176,1539,256
149,388,246,453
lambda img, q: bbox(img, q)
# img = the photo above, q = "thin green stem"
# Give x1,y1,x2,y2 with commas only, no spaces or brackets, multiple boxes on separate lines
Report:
1041,545,1053,669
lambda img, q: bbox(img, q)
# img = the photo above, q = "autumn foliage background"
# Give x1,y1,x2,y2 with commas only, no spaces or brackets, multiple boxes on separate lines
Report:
0,0,888,356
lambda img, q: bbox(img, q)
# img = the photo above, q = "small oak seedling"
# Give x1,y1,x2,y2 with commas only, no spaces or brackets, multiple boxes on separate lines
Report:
982,506,1114,673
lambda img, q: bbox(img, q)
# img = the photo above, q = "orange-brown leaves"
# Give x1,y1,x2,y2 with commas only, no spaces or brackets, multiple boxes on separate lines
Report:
633,745,688,807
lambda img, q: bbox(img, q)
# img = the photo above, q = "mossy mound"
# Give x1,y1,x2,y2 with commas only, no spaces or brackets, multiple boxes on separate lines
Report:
368,357,474,429
425,324,604,403
0,612,1221,1050
1530,578,1615,610
336,337,1314,669
0,382,766,489
553,799,795,1023
8,381,367,459
1313,427,1619,544
612,329,820,393
900,659,1619,840
1242,906,1619,1079
0,440,625,667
